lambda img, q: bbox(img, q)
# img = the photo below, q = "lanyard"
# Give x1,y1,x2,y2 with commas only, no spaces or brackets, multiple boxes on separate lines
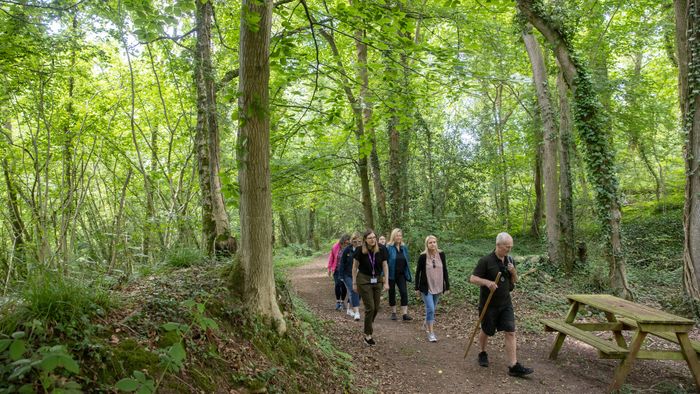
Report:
368,252,376,276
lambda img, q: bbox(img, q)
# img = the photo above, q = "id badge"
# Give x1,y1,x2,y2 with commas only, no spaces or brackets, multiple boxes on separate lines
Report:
370,277,378,284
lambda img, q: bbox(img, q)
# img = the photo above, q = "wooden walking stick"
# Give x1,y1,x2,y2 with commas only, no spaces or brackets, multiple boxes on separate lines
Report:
464,272,502,359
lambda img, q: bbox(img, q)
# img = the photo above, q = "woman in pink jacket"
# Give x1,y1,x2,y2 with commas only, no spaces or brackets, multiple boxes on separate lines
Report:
328,234,350,310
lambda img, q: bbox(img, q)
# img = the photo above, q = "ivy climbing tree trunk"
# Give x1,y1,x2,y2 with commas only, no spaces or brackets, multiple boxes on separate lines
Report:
557,67,576,271
236,0,286,333
517,0,631,298
194,0,235,257
523,28,560,263
674,0,700,303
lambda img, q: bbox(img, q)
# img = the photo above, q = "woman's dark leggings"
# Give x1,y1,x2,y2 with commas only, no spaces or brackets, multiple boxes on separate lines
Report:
389,274,408,307
333,270,347,300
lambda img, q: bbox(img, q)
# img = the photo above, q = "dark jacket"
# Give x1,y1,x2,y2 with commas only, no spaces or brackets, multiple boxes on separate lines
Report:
414,251,449,294
337,245,356,277
386,243,412,282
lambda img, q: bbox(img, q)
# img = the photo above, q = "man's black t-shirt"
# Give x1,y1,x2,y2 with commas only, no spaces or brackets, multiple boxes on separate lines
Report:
472,251,514,308
353,246,388,277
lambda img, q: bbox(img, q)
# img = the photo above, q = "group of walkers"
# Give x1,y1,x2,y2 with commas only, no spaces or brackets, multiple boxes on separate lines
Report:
327,230,534,378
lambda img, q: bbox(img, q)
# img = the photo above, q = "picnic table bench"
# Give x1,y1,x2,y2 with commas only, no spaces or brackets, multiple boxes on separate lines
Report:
542,294,700,392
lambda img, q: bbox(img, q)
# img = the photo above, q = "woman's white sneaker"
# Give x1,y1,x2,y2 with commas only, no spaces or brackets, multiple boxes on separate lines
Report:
353,312,361,321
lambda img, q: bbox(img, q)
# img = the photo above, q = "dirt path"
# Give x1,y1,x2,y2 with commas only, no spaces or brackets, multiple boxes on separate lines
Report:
288,256,696,393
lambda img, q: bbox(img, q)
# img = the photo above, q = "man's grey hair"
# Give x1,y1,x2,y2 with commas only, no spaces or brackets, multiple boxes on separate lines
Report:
496,232,512,245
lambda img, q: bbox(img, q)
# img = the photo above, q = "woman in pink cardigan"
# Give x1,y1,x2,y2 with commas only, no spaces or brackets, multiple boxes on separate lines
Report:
328,234,350,310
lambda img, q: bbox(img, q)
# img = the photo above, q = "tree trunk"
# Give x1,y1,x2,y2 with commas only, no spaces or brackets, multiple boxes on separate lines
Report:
523,29,560,263
674,0,700,303
2,124,28,261
491,84,512,229
531,115,543,238
194,0,235,257
318,28,374,229
557,68,576,272
387,110,403,229
517,0,631,298
279,213,291,247
58,12,78,268
354,27,388,234
236,0,285,333
307,208,316,249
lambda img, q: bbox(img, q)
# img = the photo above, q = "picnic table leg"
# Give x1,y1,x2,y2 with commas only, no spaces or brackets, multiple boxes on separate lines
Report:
564,301,580,323
610,331,646,392
549,333,567,360
676,332,700,391
604,312,627,348
549,301,580,360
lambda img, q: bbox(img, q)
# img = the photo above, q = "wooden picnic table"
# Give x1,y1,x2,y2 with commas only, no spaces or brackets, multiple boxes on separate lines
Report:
542,294,700,392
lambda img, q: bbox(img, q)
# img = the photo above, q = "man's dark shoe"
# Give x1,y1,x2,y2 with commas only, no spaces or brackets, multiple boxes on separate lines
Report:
390,313,397,320
363,337,376,346
508,362,533,377
402,314,413,321
478,351,489,367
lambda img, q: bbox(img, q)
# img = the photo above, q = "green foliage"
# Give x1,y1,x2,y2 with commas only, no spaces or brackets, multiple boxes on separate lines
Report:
165,247,207,269
116,370,156,393
0,336,82,393
108,339,161,378
273,244,323,269
0,273,112,339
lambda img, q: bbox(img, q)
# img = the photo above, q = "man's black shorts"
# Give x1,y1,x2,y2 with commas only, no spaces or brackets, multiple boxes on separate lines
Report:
479,303,515,335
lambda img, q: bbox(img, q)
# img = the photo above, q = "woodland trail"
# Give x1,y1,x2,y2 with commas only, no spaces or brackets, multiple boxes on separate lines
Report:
288,255,696,393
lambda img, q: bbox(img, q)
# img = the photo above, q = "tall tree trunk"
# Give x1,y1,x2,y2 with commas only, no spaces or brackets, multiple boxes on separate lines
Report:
523,29,560,263
354,27,388,235
58,12,78,268
490,84,513,230
2,124,28,262
235,0,285,333
531,113,544,238
557,68,576,272
279,213,291,247
307,208,316,249
628,52,663,202
517,0,631,298
318,28,374,229
194,0,235,257
675,0,700,303
387,110,403,229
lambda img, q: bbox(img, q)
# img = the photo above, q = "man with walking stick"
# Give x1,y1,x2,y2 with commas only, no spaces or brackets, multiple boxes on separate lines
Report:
468,232,533,377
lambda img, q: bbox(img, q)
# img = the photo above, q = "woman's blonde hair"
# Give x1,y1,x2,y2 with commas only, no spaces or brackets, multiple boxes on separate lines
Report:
350,231,361,242
361,229,379,254
387,228,403,246
421,235,441,255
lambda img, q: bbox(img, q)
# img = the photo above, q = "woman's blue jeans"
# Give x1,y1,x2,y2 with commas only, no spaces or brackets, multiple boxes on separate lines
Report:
421,292,440,323
343,275,360,307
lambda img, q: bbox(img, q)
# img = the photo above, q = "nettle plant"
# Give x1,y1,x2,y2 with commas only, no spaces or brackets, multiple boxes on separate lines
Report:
116,298,219,393
0,331,82,393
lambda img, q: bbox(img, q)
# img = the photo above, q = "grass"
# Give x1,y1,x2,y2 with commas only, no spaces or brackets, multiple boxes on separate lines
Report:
0,272,113,338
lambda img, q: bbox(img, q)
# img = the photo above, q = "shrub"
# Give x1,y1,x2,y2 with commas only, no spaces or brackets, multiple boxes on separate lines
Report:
0,273,113,338
165,247,206,268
